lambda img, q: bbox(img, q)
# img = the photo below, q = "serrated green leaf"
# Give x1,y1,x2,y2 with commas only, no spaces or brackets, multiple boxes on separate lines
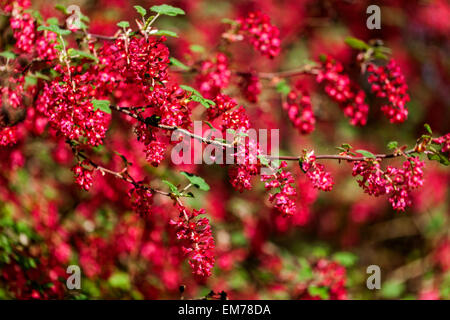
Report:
308,286,329,299
381,281,405,299
180,172,210,191
108,272,131,290
150,4,185,17
153,29,178,37
54,4,68,15
91,99,111,114
275,79,291,95
180,84,203,97
332,251,358,267
0,51,16,60
356,149,376,159
345,37,370,51
46,17,59,26
170,57,190,70
67,48,98,62
190,44,205,53
117,21,130,29
162,180,180,195
387,141,398,150
134,5,147,17
37,25,71,36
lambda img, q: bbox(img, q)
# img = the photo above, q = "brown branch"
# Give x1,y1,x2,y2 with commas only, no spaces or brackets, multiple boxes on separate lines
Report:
110,105,419,164
270,149,416,162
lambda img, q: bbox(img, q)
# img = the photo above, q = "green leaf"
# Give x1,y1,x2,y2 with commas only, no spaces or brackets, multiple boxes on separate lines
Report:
345,37,370,51
221,18,238,26
424,123,432,135
427,151,450,166
179,84,203,97
46,17,59,26
54,4,68,15
275,79,291,95
162,180,180,196
37,25,71,36
341,143,352,150
134,5,147,17
387,141,398,150
0,51,16,60
381,281,405,299
67,48,98,62
297,258,313,281
356,149,376,159
170,57,190,70
257,155,270,167
108,272,131,290
91,99,111,114
332,251,358,267
231,232,247,247
180,85,215,108
190,44,205,53
153,29,178,37
308,286,329,299
180,172,210,191
117,21,130,29
150,4,185,17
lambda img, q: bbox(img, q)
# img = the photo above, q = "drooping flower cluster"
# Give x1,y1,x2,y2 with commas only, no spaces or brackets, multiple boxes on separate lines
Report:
128,186,154,217
284,90,316,135
316,56,369,126
207,93,237,120
221,106,251,132
0,126,18,146
1,75,25,109
10,10,35,54
352,156,425,211
367,59,410,123
298,259,348,300
72,161,94,191
433,133,450,157
195,53,231,99
170,207,215,277
261,161,297,216
301,152,334,191
236,12,281,59
37,80,110,147
239,72,262,103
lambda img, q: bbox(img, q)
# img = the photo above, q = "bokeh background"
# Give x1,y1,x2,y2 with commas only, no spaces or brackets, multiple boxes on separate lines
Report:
0,0,449,299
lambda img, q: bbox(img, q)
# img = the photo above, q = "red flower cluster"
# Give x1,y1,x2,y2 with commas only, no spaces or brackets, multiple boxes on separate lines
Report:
236,12,281,59
37,80,110,147
207,93,237,120
301,152,334,191
261,161,297,216
0,127,18,146
196,53,231,99
170,207,215,277
433,133,450,157
129,186,154,217
298,259,347,300
352,157,425,211
316,56,369,126
284,90,316,135
10,11,35,54
72,161,94,191
367,59,410,123
239,72,262,103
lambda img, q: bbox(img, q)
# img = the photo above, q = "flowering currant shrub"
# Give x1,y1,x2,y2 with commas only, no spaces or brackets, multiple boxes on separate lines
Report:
0,0,449,300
